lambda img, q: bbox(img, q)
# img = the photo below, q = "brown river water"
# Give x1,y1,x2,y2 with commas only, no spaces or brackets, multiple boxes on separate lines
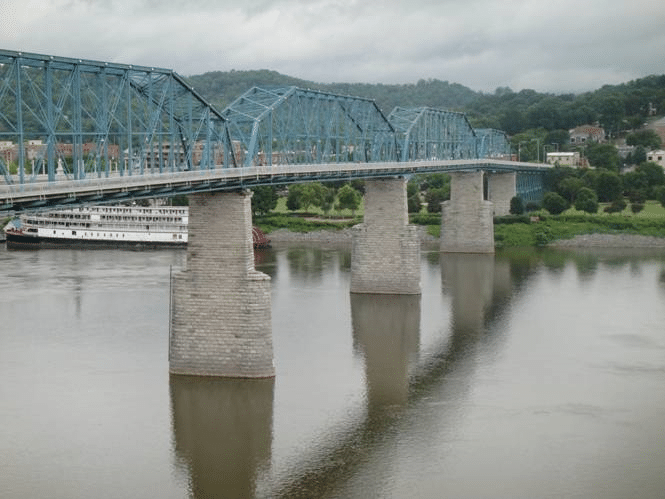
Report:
1,243,665,498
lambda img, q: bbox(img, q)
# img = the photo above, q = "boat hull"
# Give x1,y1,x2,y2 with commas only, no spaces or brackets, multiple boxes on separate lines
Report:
5,231,187,250
5,230,270,250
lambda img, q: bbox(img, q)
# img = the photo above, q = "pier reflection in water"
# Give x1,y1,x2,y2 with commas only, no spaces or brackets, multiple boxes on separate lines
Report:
351,293,421,409
274,253,513,499
170,376,274,499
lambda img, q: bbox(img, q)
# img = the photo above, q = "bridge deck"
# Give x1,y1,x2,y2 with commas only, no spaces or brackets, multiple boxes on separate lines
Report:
0,160,549,214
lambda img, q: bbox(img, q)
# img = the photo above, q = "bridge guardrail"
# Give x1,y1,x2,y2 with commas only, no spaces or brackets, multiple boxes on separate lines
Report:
1,160,550,212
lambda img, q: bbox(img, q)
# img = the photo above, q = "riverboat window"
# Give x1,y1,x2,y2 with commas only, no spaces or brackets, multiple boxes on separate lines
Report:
72,231,76,236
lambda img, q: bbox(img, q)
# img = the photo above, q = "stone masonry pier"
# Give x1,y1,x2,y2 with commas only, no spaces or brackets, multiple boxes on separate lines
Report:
169,191,274,378
488,172,516,216
350,178,421,295
440,171,495,254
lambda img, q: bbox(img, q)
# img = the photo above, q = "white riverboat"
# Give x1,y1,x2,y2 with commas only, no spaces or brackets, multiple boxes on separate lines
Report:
4,205,189,249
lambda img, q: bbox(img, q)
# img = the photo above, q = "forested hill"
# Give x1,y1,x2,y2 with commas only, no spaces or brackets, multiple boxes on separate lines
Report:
185,71,479,117
185,70,665,137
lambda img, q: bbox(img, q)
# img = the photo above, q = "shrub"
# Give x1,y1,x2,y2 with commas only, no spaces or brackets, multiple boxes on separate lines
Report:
631,203,645,214
509,196,525,215
574,187,599,214
604,197,627,213
542,192,569,215
535,226,554,246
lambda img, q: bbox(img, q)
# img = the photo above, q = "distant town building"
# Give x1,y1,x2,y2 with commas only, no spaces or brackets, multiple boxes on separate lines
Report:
569,125,606,144
546,151,581,167
616,144,635,159
647,150,665,169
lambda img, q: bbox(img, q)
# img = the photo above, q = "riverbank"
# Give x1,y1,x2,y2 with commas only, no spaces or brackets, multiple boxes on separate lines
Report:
267,226,665,248
548,233,665,248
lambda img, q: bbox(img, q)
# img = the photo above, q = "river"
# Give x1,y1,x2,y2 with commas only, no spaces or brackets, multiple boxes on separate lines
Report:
1,243,665,498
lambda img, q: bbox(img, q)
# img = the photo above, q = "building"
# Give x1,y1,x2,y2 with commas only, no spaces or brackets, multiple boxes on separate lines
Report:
569,125,606,144
647,150,665,169
546,151,581,167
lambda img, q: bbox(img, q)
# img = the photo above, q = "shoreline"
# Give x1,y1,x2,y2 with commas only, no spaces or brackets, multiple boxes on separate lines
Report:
268,227,665,249
547,233,665,249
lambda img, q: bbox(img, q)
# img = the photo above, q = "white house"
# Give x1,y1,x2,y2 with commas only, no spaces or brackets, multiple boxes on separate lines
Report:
647,150,665,169
546,151,580,167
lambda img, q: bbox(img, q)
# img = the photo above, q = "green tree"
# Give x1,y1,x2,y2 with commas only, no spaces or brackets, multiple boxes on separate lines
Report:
636,162,665,195
425,187,449,213
286,183,326,212
251,185,279,216
300,183,326,211
509,196,525,215
558,176,584,203
420,173,450,190
286,184,303,211
595,171,622,202
626,129,662,149
622,170,648,195
585,143,620,172
542,192,569,215
544,130,569,150
320,185,335,214
574,187,599,214
627,145,647,166
336,184,361,216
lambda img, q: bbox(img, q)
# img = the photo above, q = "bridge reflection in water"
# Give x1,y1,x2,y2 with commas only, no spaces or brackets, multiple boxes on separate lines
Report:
169,251,519,498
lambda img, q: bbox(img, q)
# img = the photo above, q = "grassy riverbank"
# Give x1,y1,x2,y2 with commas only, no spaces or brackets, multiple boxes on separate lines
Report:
494,201,665,247
257,200,665,248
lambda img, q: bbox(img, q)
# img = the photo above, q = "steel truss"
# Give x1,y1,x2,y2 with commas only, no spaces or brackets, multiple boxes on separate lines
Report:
388,107,478,162
0,49,233,186
474,128,511,159
222,86,397,167
517,172,544,202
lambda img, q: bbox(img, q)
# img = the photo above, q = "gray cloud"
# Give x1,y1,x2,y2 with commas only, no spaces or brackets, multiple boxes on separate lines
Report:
2,0,664,93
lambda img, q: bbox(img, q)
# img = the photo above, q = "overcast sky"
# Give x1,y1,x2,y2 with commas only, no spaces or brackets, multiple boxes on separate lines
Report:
2,0,665,94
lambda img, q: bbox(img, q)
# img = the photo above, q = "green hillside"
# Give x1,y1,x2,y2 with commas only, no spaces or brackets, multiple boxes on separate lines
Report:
185,71,665,137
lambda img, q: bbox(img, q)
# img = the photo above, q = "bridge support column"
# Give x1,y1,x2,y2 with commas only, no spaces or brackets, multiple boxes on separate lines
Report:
169,191,274,378
350,178,420,295
488,172,516,216
440,171,494,253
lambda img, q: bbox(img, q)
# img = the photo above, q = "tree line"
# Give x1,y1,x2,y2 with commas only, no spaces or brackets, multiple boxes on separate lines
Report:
186,71,665,138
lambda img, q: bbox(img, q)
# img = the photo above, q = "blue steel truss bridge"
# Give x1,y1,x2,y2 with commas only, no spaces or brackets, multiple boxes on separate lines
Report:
0,49,549,214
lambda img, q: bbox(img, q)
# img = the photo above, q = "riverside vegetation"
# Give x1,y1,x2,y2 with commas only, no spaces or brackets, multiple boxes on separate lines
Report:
249,181,665,248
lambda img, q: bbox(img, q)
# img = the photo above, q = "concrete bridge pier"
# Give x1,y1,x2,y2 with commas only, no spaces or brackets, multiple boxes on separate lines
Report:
488,172,517,216
440,171,495,253
169,191,274,378
350,178,421,294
